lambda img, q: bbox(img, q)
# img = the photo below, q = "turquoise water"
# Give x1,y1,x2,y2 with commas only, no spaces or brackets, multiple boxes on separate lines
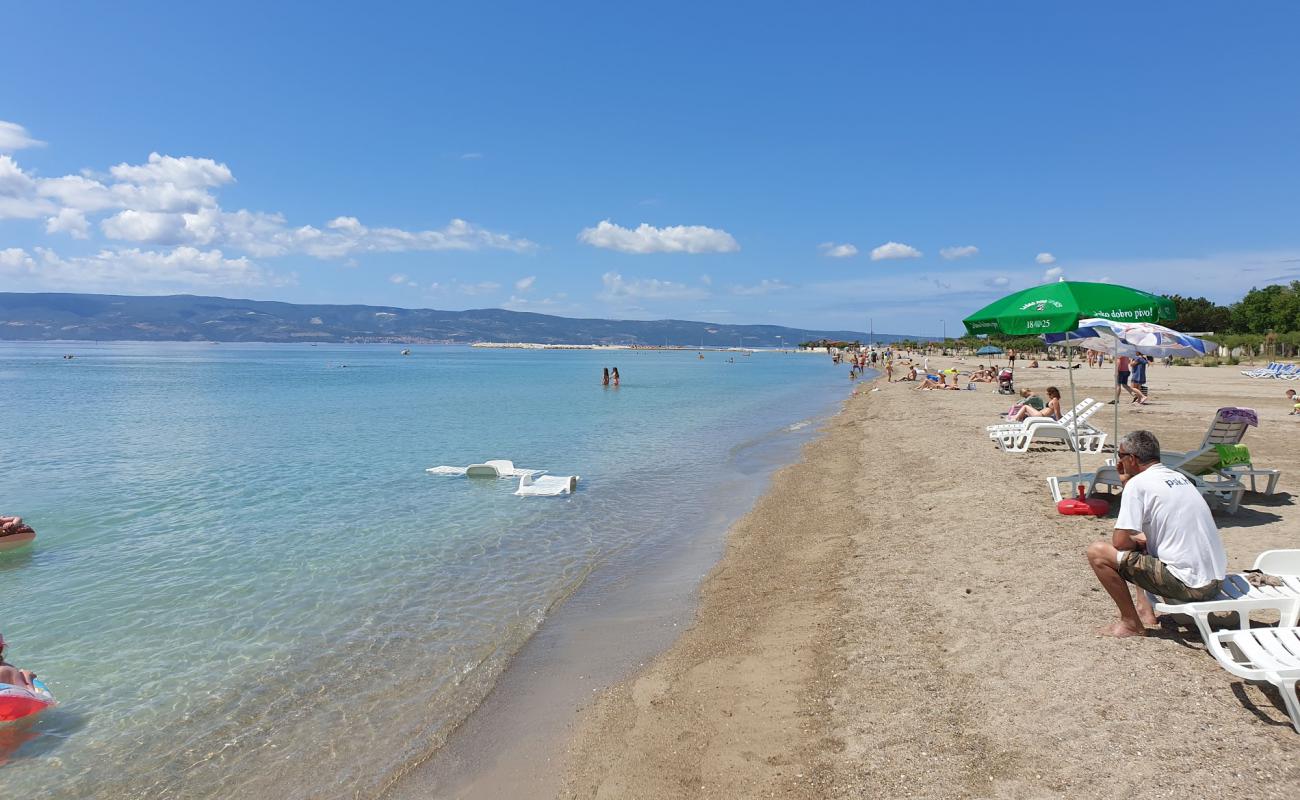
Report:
0,343,847,798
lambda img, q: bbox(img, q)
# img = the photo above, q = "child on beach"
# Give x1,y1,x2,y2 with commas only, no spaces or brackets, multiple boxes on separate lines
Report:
1288,388,1298,415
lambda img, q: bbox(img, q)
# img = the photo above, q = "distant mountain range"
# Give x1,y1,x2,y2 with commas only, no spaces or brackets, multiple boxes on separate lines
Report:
0,292,915,347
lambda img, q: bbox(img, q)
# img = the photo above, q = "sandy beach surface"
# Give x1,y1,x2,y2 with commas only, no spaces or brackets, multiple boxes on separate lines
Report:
558,358,1300,799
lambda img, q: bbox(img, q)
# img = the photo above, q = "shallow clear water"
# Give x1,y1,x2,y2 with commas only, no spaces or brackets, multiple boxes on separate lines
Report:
0,343,847,798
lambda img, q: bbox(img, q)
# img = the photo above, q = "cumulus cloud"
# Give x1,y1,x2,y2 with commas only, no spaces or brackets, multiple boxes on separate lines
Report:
579,220,739,254
870,241,922,261
819,242,858,258
1036,252,1056,265
1043,266,1064,282
0,129,538,287
598,271,710,302
0,246,284,291
730,279,792,296
46,208,90,238
0,121,44,152
940,245,979,260
985,275,1011,288
514,275,536,292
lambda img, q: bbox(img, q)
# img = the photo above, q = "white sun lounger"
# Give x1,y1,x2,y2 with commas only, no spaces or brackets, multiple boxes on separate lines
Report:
514,473,579,496
426,459,545,478
986,398,1098,437
993,402,1107,453
1150,551,1300,733
1207,624,1300,733
1148,551,1300,647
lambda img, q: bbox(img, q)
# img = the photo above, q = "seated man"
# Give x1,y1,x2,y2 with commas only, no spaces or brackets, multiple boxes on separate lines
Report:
1085,430,1227,638
0,633,37,690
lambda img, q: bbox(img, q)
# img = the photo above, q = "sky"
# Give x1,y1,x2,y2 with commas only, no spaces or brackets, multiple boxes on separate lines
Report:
2,2,1298,337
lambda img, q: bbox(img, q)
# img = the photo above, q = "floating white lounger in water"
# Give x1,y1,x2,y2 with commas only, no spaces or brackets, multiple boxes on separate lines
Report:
426,460,544,478
515,473,579,496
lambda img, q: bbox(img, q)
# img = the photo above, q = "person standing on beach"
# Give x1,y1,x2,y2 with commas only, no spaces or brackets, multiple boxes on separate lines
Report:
602,367,610,386
885,359,894,382
1115,355,1146,404
1085,430,1226,638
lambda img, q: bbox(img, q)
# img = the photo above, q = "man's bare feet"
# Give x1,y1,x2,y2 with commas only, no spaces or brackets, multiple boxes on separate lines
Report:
1137,610,1158,627
1098,621,1147,638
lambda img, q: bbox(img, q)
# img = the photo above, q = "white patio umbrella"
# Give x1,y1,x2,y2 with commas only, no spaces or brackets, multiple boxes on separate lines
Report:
1044,318,1215,446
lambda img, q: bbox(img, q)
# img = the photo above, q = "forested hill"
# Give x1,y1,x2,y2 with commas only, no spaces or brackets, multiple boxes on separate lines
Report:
0,292,909,346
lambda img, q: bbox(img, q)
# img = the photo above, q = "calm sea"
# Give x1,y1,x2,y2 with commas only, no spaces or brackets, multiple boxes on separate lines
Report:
0,342,848,798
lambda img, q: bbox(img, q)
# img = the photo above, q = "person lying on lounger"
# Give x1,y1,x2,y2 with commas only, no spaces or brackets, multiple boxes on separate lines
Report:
1085,430,1226,638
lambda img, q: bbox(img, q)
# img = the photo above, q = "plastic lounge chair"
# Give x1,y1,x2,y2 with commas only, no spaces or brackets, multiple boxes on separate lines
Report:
1148,574,1300,647
989,400,1101,442
1206,624,1300,733
1199,550,1300,733
1161,407,1280,497
515,473,579,496
994,403,1107,454
427,459,545,478
986,398,1096,437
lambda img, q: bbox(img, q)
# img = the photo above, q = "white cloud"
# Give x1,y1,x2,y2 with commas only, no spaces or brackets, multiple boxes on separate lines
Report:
428,280,501,296
101,209,190,243
0,139,537,265
503,292,572,311
985,276,1011,288
389,273,411,285
36,175,117,212
0,121,44,152
598,271,710,302
870,241,922,261
109,152,234,191
578,220,739,254
731,279,793,296
1036,252,1056,265
940,245,979,260
46,208,90,238
819,242,858,258
1043,266,1064,282
0,246,284,291
514,275,536,292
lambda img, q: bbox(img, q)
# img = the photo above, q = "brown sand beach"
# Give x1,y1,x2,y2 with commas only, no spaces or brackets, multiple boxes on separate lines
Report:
559,359,1300,799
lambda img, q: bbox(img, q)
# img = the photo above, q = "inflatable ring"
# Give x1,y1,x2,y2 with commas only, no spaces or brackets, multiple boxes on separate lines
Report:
1057,498,1111,516
0,679,55,722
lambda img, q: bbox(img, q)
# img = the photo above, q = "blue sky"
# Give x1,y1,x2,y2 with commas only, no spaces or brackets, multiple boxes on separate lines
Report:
2,2,1298,336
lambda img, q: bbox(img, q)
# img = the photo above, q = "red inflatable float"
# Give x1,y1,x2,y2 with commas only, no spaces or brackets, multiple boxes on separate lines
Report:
1057,497,1111,516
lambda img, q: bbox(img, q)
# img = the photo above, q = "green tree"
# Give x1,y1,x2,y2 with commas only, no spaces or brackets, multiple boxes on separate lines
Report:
1231,283,1300,334
1164,294,1233,333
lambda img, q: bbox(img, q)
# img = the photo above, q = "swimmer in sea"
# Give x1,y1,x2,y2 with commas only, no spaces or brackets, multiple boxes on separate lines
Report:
612,367,620,386
0,633,37,691
602,367,610,386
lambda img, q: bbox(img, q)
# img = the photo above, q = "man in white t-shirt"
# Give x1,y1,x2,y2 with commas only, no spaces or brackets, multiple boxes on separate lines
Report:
1085,430,1227,638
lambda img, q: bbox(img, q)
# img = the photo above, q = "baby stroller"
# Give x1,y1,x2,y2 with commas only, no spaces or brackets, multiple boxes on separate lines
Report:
997,369,1015,395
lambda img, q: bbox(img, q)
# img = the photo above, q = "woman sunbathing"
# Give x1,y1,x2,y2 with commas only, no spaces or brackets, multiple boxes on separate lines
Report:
1009,386,1061,420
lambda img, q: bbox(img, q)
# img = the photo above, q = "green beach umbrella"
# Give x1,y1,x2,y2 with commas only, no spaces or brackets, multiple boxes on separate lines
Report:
963,280,1175,337
964,280,1176,507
